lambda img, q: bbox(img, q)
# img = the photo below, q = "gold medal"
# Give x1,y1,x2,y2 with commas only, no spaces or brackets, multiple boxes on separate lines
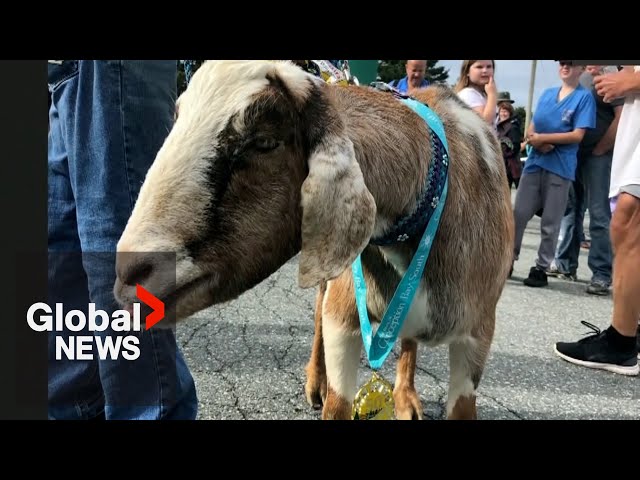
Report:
352,371,395,420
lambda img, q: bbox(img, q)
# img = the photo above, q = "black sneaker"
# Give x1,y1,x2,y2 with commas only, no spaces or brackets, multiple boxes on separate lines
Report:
637,326,640,359
554,321,639,376
523,266,548,287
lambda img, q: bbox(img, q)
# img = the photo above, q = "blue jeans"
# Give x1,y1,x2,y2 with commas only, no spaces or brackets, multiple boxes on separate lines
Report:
47,61,198,420
555,151,613,284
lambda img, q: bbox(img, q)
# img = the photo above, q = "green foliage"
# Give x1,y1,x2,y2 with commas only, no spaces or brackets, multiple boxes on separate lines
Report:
378,60,404,83
514,106,527,129
426,61,449,84
378,60,449,84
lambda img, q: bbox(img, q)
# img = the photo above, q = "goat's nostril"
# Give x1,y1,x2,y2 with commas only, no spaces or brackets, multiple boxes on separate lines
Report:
121,258,154,287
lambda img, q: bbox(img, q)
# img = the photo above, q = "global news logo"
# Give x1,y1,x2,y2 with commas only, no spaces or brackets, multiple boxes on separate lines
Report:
26,285,164,361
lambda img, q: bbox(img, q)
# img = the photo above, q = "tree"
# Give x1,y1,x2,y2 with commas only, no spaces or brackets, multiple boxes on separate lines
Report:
514,106,527,131
378,60,449,84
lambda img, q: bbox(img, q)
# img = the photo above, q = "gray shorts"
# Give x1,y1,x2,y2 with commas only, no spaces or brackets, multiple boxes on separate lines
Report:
610,184,640,213
621,184,640,199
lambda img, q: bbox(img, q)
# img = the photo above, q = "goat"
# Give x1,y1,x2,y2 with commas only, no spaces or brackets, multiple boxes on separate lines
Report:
114,60,514,420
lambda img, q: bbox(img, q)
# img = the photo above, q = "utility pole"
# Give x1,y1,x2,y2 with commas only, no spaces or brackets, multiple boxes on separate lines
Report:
525,60,537,135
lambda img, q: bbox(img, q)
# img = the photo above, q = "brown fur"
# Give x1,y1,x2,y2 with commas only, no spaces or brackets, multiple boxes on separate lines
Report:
323,384,352,420
304,281,327,409
449,395,477,420
303,85,512,419
115,61,514,420
394,339,423,420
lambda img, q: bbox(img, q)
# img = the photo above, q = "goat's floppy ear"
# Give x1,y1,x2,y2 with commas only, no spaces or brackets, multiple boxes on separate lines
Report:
298,86,376,288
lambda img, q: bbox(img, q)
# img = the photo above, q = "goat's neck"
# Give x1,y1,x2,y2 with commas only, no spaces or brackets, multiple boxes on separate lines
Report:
360,154,430,244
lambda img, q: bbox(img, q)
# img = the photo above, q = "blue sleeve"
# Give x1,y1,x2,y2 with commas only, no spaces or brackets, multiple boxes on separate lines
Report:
574,91,596,129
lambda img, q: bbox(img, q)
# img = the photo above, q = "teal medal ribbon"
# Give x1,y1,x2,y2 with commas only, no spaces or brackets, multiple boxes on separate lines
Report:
352,98,450,371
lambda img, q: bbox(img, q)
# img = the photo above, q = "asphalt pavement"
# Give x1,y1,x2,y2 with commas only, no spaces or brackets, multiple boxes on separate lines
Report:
175,191,640,420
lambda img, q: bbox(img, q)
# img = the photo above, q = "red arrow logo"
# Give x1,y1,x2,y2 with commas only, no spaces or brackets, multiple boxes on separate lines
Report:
136,284,165,330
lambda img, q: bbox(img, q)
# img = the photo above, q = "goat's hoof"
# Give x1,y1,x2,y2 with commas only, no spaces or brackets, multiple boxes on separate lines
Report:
394,386,423,420
305,375,327,410
321,386,352,420
447,394,477,420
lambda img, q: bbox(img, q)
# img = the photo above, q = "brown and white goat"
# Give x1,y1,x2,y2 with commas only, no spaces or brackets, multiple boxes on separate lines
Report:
114,60,514,420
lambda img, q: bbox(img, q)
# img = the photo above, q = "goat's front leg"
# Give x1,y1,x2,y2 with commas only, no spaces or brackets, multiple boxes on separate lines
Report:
393,338,423,420
321,278,361,420
305,282,327,409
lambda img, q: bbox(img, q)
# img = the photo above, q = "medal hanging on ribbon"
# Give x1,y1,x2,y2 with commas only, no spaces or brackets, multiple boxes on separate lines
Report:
351,99,450,420
352,371,395,420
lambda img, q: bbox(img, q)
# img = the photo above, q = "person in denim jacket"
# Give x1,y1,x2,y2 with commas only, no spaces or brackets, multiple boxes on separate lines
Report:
47,61,198,419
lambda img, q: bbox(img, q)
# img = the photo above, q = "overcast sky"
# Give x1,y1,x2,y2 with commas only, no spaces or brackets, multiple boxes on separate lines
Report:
438,60,559,111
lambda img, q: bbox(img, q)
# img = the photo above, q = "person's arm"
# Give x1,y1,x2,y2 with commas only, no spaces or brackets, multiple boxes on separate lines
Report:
592,104,623,155
529,129,588,146
527,121,535,139
530,91,596,148
458,88,494,125
525,121,555,153
594,69,640,102
473,100,497,124
477,76,497,124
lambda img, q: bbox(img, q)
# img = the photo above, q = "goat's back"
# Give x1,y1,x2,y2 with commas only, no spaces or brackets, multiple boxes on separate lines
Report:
330,84,514,333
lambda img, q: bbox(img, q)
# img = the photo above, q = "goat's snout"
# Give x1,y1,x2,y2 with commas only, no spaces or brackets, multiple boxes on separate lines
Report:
116,252,155,288
114,250,178,309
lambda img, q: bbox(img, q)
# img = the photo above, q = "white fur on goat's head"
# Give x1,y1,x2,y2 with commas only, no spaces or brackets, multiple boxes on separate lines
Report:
114,60,376,323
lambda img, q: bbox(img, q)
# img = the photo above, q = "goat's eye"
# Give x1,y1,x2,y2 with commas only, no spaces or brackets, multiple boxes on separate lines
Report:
254,136,280,153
